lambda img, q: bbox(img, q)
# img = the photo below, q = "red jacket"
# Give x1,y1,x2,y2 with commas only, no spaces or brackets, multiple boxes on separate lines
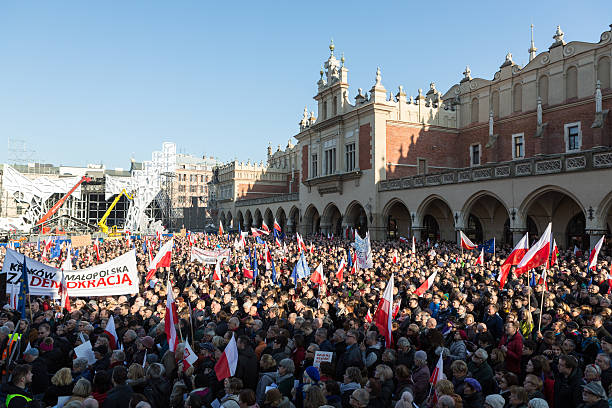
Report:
499,331,523,374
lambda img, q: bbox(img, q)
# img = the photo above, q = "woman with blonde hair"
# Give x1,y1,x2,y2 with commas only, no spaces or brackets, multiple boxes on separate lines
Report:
126,363,147,394
43,367,74,407
67,378,93,404
519,309,534,338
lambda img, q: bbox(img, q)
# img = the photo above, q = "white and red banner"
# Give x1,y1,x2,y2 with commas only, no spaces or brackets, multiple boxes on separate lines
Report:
475,249,484,265
515,223,552,275
588,236,605,271
165,278,179,352
498,233,529,289
190,247,230,264
414,271,438,297
460,231,477,250
146,239,173,281
215,334,238,381
2,248,139,298
374,274,394,347
183,341,198,371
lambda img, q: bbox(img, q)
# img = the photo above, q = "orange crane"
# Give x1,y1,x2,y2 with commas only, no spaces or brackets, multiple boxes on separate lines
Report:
36,176,91,230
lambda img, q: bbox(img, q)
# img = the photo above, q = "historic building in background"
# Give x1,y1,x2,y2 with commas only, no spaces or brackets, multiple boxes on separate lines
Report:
214,24,612,251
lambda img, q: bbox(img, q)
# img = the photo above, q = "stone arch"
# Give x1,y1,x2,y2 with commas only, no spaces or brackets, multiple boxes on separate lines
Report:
539,75,549,105
382,198,412,239
226,211,233,229
245,210,253,229
519,185,586,250
254,209,263,228
461,191,511,244
416,195,455,242
344,201,368,237
321,203,343,236
288,206,299,234
264,208,274,230
219,211,226,228
566,66,578,99
303,204,320,236
275,207,287,232
513,83,523,112
236,211,244,230
598,56,611,89
597,191,612,253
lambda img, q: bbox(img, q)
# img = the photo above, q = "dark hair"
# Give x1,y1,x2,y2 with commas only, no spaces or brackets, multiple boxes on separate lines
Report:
187,392,204,408
275,335,288,348
112,366,128,385
560,354,578,370
93,370,112,393
239,389,256,405
324,380,340,396
367,378,382,396
11,364,31,385
129,394,148,408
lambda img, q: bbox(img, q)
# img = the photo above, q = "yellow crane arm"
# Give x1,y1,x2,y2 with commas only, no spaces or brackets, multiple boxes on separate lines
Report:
98,189,134,234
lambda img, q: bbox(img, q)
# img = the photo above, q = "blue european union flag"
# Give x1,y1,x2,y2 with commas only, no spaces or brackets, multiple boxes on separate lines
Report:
256,236,265,244
291,252,310,287
478,238,495,254
18,255,30,317
270,256,278,285
347,249,353,268
530,271,537,287
252,248,258,281
51,242,61,259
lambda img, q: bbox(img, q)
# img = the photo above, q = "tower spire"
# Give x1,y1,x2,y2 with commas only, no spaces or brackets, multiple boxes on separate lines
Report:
528,24,537,62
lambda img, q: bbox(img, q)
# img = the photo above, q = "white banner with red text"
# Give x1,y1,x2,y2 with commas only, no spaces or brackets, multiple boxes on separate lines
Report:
190,247,230,264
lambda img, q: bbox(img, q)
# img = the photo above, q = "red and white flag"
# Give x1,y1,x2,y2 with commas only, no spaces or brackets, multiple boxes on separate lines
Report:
310,263,325,287
414,271,437,297
515,223,552,275
399,236,408,244
550,239,559,267
498,233,529,289
273,218,282,232
251,227,269,237
412,236,416,254
430,353,444,403
215,333,238,381
146,239,173,281
296,232,307,252
261,221,270,233
392,250,398,264
156,231,162,242
218,222,224,236
574,245,582,257
183,341,198,372
213,258,222,281
539,269,549,291
588,236,605,271
59,270,71,312
460,231,477,250
104,315,119,350
374,274,395,347
349,252,358,275
365,309,373,323
309,243,314,254
392,301,400,319
475,249,484,265
336,258,346,283
165,279,179,352
275,235,282,248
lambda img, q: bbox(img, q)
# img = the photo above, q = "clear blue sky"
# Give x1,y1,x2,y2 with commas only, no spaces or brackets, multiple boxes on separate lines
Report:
0,1,609,169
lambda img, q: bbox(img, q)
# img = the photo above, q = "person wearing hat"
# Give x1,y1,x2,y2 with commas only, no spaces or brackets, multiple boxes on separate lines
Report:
463,378,484,408
579,382,608,408
21,346,48,398
276,358,295,400
468,348,495,395
412,350,430,405
484,394,506,408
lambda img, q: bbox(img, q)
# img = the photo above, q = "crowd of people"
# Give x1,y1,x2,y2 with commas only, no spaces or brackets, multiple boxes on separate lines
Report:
0,230,611,408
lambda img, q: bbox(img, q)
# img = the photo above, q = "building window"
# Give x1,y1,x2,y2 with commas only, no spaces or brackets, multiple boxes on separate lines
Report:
564,122,581,152
470,144,481,166
189,186,197,193
324,148,336,175
345,143,355,172
512,133,525,159
333,96,338,116
178,185,186,192
598,57,611,89
311,153,318,178
322,101,328,120
418,158,427,175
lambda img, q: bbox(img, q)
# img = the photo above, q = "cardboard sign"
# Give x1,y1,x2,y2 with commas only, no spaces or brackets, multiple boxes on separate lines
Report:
313,351,333,367
71,235,92,248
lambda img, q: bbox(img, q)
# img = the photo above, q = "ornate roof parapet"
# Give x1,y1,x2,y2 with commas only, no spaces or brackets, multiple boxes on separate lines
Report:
500,52,515,68
370,67,387,103
299,106,310,131
355,88,368,104
460,66,472,83
550,25,566,49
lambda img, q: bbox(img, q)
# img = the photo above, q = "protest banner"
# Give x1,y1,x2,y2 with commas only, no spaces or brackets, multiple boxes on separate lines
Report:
2,249,139,298
313,351,333,368
191,247,230,264
70,234,92,248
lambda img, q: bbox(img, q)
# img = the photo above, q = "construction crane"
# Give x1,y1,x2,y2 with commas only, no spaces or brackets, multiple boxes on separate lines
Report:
98,189,134,234
35,176,91,230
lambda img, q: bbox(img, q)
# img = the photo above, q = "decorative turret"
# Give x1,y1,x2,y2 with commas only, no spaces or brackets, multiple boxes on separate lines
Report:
370,67,387,103
500,52,514,68
267,142,272,158
460,66,472,83
550,25,566,48
528,24,537,62
299,106,310,131
592,80,609,128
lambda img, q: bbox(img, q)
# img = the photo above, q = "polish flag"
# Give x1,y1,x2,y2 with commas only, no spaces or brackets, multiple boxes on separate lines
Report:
430,353,444,403
261,221,270,233
350,252,358,274
275,235,282,248
550,239,559,267
365,309,372,323
296,233,307,252
588,236,605,271
273,218,282,232
412,237,416,254
215,334,238,381
204,234,209,247
310,263,325,286
574,245,582,257
218,222,224,236
498,233,529,289
414,271,437,297
156,231,162,242
309,243,314,254
251,227,269,237
460,231,477,250
475,249,484,265
59,270,71,312
165,278,179,352
392,250,398,264
104,315,119,350
93,239,100,262
392,301,400,318
539,269,549,291
336,258,346,283
145,239,173,281
374,274,394,347
265,244,273,270
399,236,408,244
182,341,198,372
515,223,552,275
243,266,253,279
213,258,222,281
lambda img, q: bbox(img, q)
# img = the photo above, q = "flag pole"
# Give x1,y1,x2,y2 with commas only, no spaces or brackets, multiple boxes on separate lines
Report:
188,300,195,343
537,265,548,333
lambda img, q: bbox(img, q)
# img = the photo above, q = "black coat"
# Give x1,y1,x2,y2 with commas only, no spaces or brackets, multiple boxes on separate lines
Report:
235,346,258,391
29,357,49,395
143,378,171,408
102,384,134,408
43,383,73,407
554,368,585,408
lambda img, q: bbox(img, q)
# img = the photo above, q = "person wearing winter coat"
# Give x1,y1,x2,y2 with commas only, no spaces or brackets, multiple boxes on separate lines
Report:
220,377,243,408
578,381,609,408
256,355,279,406
340,367,362,408
449,330,468,362
411,350,430,405
276,359,296,401
461,378,484,408
103,366,133,408
499,322,524,376
43,367,74,407
554,354,585,408
1,364,33,408
467,348,495,396
236,335,259,391
262,388,295,408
